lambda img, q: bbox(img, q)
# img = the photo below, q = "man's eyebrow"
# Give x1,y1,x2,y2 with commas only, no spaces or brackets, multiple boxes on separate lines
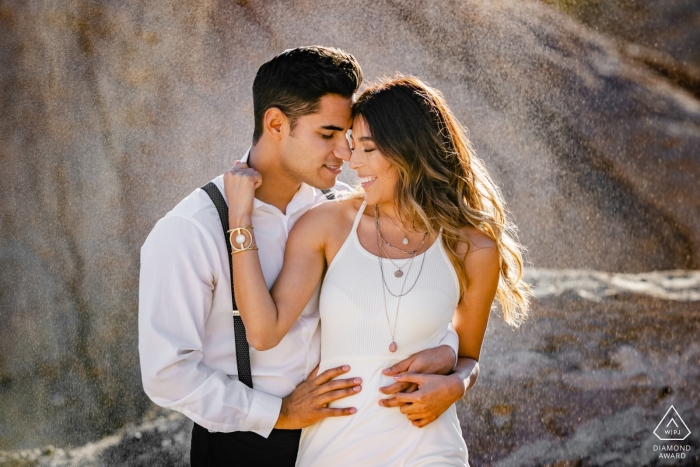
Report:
321,125,344,131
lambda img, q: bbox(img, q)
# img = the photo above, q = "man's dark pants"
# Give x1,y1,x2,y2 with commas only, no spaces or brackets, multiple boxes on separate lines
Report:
190,423,302,466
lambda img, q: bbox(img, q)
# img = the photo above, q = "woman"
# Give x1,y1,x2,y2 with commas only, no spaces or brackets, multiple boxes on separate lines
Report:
224,75,531,466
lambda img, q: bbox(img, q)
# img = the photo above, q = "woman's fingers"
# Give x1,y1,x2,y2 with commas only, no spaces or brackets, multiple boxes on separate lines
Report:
378,381,411,394
399,402,422,415
407,412,429,421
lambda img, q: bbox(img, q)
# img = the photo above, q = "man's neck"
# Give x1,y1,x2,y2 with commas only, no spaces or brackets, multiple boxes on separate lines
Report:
247,143,302,215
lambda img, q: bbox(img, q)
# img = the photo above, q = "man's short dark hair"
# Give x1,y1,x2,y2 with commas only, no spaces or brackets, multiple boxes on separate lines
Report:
252,46,362,144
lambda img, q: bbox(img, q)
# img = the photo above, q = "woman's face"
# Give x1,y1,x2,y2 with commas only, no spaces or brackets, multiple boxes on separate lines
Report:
349,116,399,206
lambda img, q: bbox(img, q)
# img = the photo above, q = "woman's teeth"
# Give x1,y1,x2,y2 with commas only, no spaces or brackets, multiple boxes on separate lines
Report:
360,176,377,184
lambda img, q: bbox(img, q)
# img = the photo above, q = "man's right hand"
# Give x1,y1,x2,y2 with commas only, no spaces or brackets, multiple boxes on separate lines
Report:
274,365,360,430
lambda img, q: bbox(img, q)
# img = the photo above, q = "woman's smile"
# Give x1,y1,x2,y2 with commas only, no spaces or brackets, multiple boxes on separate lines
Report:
359,175,377,188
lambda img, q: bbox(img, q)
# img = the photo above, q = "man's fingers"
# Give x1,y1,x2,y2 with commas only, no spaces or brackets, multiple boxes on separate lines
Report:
320,407,356,417
313,365,350,385
317,377,362,395
378,397,408,408
317,385,361,406
382,355,415,376
306,365,320,381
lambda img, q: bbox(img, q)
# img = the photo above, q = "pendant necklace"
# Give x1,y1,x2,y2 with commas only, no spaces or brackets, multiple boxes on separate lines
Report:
375,206,427,353
374,205,427,276
377,206,411,245
378,238,413,353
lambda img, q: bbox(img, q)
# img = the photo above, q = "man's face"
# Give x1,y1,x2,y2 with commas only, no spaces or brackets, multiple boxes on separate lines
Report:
280,94,353,190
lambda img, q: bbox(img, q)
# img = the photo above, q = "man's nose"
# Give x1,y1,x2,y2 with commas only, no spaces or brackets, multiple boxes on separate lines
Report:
335,138,352,162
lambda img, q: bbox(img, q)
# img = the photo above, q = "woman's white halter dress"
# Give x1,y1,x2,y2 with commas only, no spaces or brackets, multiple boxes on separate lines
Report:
296,202,469,467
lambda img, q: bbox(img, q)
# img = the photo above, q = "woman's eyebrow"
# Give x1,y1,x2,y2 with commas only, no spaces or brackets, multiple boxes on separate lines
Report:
358,136,373,142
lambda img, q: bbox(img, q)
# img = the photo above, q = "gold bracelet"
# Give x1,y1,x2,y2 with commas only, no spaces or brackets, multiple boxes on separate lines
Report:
228,226,256,253
232,247,258,255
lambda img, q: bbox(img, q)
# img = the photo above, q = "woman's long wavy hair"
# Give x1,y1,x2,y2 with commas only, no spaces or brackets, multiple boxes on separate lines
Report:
352,75,531,327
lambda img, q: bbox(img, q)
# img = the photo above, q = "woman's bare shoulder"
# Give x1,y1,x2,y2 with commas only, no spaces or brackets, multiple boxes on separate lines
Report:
454,226,500,284
294,196,363,233
455,226,499,262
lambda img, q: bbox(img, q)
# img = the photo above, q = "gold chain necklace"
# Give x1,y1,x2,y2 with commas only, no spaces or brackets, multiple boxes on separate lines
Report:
375,205,427,255
374,205,428,352
377,206,411,245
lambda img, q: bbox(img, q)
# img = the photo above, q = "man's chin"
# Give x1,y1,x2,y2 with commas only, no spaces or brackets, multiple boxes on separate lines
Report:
304,172,337,190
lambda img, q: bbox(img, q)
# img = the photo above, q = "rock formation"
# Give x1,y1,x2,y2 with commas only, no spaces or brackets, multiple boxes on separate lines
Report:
0,0,698,452
2,270,698,466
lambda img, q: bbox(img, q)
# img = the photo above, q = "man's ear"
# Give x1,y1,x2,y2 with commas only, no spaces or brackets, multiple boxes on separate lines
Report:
263,107,288,142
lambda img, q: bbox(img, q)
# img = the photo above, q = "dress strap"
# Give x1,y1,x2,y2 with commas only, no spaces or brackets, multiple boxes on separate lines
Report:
352,201,367,232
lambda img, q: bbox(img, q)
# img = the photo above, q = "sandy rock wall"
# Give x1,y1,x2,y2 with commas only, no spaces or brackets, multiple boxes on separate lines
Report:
0,0,698,450
2,271,698,466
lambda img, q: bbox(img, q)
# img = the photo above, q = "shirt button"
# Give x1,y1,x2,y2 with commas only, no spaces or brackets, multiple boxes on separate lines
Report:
253,425,260,430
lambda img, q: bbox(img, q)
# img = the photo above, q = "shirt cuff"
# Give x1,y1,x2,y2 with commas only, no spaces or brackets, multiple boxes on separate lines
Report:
245,390,283,438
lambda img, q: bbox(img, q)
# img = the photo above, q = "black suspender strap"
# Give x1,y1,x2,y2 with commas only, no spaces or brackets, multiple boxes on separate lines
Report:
201,182,253,388
199,183,335,389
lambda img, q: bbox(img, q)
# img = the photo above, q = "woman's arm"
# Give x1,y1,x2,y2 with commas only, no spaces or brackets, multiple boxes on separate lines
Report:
224,164,329,351
452,233,501,363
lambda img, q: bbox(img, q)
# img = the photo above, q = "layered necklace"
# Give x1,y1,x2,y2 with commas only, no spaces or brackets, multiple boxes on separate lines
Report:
374,205,428,352
375,206,428,277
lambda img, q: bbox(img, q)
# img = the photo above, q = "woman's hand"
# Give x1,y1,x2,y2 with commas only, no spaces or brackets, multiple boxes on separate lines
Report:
223,161,262,225
380,358,478,427
383,373,466,428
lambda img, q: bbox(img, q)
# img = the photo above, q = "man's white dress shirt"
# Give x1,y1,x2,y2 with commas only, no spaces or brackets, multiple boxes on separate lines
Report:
139,154,460,438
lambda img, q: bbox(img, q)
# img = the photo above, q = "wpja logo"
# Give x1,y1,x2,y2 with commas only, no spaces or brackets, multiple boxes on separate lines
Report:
652,405,692,460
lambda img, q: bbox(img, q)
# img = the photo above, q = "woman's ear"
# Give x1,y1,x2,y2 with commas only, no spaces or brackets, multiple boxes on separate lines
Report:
263,107,288,141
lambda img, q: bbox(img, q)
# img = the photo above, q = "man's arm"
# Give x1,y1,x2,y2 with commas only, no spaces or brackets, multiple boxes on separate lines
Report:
139,214,360,435
139,215,283,436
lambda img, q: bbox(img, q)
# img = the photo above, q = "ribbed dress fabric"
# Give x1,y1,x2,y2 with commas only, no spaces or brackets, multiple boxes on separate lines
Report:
296,202,469,467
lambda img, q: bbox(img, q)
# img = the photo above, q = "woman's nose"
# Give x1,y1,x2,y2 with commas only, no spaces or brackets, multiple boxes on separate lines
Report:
348,149,362,170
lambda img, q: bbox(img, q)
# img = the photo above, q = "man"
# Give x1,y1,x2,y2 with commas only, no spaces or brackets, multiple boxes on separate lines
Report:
139,46,461,467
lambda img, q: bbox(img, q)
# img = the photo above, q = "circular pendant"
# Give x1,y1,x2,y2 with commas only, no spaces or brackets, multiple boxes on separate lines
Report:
402,237,409,245
235,234,246,245
389,341,397,352
394,269,403,278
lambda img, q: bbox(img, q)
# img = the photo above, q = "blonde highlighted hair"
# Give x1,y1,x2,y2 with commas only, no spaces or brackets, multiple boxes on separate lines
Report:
352,75,531,326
